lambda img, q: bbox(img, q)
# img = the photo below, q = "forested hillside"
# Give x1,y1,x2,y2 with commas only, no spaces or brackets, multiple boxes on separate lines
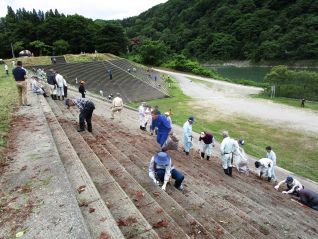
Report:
0,7,128,58
122,0,318,62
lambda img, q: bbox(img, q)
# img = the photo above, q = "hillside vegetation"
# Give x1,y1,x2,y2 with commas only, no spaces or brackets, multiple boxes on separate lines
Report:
122,0,318,62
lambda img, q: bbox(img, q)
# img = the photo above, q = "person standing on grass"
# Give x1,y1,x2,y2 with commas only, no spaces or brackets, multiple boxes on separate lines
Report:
150,109,171,149
65,98,95,132
274,176,304,196
111,93,123,120
148,151,184,191
183,116,194,155
12,61,30,106
5,64,9,75
220,131,237,176
198,131,215,160
266,146,277,182
79,80,86,98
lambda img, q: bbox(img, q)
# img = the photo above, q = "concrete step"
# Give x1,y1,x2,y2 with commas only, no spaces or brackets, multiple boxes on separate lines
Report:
42,97,125,239
48,99,159,239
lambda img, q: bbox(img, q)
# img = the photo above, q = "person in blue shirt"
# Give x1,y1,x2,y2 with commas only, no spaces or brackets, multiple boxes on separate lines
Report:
150,109,171,149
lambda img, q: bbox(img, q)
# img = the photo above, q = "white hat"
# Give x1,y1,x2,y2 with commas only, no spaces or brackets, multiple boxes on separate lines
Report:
164,112,170,116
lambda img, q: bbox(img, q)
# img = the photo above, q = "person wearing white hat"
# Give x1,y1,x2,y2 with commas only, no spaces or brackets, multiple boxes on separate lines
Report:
274,176,304,195
148,152,184,191
198,131,215,160
183,116,194,155
220,131,237,176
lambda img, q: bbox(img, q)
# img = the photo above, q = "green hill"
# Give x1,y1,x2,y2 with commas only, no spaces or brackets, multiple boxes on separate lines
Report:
122,0,318,62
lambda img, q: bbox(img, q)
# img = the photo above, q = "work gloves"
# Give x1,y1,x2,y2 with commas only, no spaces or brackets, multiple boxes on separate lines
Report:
161,182,168,191
149,172,159,186
274,185,279,190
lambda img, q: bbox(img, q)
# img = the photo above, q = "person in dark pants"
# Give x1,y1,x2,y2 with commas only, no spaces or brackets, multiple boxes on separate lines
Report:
301,98,306,107
65,98,95,132
148,152,184,191
79,80,86,98
297,188,318,211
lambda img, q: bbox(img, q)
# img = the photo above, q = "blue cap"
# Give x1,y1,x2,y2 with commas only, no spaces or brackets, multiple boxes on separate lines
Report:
286,176,293,184
64,99,70,106
238,139,245,145
188,116,195,122
154,152,171,165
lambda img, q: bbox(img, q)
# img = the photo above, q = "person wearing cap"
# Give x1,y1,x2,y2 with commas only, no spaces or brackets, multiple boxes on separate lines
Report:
79,80,86,98
111,93,123,120
266,146,277,182
220,131,237,176
148,152,184,191
12,61,30,106
164,112,172,126
150,109,171,148
65,98,95,132
233,139,249,174
254,158,273,182
183,116,194,155
198,131,215,160
274,176,304,195
297,188,318,211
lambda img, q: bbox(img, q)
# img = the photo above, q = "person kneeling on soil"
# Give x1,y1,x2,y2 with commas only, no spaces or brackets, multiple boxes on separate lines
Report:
297,188,318,211
65,98,95,132
255,158,273,182
148,152,184,191
274,176,304,195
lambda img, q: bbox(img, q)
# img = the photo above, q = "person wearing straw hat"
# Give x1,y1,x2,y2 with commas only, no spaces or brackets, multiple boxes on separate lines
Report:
148,151,184,191
111,93,123,120
183,116,194,155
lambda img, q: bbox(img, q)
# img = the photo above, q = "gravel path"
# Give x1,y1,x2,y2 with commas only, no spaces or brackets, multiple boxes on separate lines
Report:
155,69,318,135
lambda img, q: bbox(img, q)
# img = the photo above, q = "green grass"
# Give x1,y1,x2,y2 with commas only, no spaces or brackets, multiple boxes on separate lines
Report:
4,56,51,66
253,94,318,112
0,66,18,162
130,76,318,182
64,53,118,63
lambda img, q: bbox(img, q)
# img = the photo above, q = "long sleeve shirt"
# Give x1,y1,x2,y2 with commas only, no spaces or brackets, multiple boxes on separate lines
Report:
220,137,237,155
258,158,273,177
299,189,318,208
266,150,277,164
55,74,64,87
112,97,123,108
151,115,171,134
183,121,192,141
276,178,303,193
199,133,214,145
72,98,92,111
148,156,174,183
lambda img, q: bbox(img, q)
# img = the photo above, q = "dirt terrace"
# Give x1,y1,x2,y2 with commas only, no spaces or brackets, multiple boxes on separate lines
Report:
1,91,317,239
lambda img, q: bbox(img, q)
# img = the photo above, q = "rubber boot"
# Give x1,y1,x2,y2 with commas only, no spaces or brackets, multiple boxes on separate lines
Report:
224,169,229,175
228,167,233,177
200,152,205,159
267,176,272,182
58,96,61,100
206,156,210,161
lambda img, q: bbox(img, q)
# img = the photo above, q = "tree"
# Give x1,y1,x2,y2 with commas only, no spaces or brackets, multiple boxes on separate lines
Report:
13,41,24,53
53,39,70,55
29,40,49,55
137,40,169,66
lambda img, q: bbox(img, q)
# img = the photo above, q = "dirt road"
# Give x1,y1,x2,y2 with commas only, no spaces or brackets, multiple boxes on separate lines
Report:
155,69,318,135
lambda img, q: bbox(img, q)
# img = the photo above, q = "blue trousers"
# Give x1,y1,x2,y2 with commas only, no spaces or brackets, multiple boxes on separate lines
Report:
157,132,169,147
155,168,184,189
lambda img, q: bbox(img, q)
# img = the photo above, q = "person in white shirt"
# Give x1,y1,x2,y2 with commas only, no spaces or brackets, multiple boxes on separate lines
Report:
274,176,304,195
138,102,146,130
4,64,9,75
266,146,277,181
233,139,249,174
255,158,273,182
220,131,237,176
183,116,194,155
164,112,172,127
111,93,123,120
55,72,65,100
148,152,184,191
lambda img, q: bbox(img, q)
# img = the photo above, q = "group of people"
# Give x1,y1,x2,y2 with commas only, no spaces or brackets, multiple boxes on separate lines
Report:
47,69,68,100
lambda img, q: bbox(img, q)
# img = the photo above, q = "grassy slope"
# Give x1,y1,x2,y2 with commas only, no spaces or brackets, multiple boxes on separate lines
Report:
130,77,318,182
0,66,18,161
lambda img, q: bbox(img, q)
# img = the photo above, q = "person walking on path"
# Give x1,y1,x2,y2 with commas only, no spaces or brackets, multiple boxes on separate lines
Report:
65,98,95,132
5,64,9,75
274,176,304,196
198,131,215,160
12,61,30,106
150,109,172,149
255,158,274,182
79,80,86,98
183,116,194,155
266,146,277,182
111,93,123,120
148,152,184,191
297,188,318,211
